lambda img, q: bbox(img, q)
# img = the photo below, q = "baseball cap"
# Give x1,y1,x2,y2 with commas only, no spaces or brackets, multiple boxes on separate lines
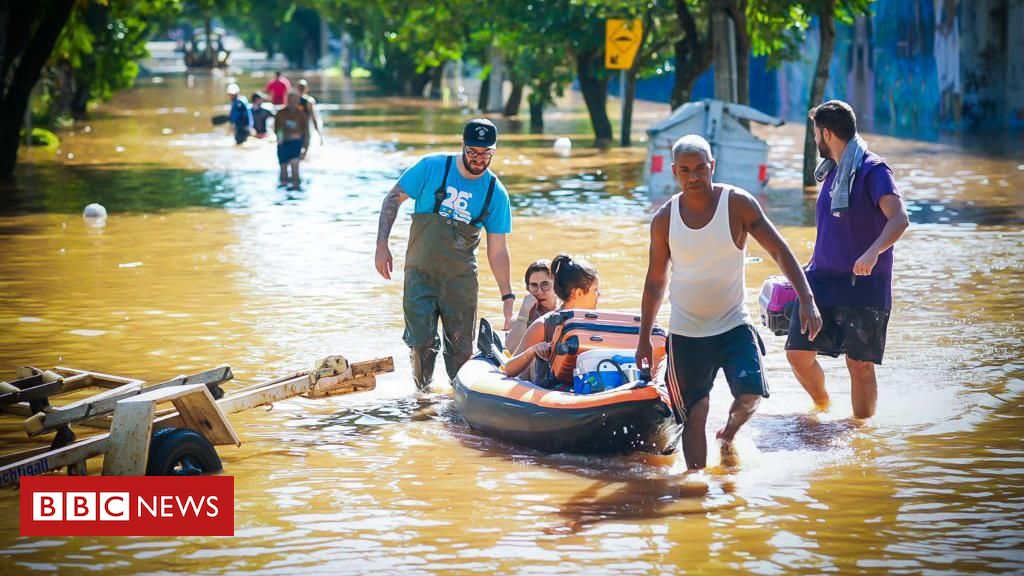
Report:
463,119,497,149
226,83,240,96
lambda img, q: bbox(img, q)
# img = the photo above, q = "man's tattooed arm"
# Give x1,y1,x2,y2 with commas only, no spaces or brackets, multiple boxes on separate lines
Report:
377,183,408,244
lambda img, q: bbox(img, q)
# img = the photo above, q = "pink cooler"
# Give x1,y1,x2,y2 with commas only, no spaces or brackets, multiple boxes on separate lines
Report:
758,276,798,336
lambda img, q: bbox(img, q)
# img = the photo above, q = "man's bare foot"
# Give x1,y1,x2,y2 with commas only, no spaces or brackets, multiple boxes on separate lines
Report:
719,440,740,469
812,398,832,413
716,426,736,442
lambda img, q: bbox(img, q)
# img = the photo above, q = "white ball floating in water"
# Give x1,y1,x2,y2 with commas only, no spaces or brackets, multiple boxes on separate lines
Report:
82,203,107,227
553,137,572,158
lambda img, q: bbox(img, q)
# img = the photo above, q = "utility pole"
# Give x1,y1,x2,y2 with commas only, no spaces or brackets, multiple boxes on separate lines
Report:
711,1,737,103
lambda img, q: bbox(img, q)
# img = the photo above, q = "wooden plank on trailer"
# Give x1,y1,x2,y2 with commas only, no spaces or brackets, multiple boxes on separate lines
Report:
1,374,310,487
0,445,53,467
0,361,369,487
58,380,145,412
163,373,313,424
305,375,376,398
54,367,144,389
25,366,232,436
0,379,63,407
0,434,110,487
101,400,156,476
2,378,133,421
350,357,395,378
170,386,240,447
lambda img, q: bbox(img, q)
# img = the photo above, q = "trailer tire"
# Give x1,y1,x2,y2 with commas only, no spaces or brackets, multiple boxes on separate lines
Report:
146,427,222,476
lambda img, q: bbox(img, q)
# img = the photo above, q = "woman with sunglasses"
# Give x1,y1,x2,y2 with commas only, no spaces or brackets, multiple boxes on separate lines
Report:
505,259,559,351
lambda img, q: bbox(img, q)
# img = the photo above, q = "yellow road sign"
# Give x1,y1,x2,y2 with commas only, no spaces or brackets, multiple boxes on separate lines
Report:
605,19,643,70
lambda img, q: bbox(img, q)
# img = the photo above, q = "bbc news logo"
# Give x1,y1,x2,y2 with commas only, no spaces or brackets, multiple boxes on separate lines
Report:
20,476,233,536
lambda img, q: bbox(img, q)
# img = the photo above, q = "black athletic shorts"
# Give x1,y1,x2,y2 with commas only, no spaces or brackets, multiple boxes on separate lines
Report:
665,324,769,421
784,300,890,364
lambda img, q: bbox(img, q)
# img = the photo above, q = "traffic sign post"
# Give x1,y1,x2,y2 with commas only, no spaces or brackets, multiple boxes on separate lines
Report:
605,19,643,70
606,19,643,146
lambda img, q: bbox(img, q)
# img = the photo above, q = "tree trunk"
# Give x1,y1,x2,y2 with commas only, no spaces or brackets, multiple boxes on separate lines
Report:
529,98,544,132
428,64,444,99
670,0,713,110
204,16,213,67
621,12,652,147
804,1,836,189
410,68,432,97
478,74,490,112
503,81,523,117
725,0,750,106
0,0,76,180
621,70,637,147
576,49,612,147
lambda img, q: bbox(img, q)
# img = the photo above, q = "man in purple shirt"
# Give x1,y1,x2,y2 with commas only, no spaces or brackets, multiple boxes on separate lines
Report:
786,100,910,419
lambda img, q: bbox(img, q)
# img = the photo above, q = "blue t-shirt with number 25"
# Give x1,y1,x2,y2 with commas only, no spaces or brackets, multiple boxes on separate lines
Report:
398,153,512,234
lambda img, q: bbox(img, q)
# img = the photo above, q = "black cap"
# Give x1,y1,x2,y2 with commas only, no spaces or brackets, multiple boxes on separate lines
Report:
463,119,497,148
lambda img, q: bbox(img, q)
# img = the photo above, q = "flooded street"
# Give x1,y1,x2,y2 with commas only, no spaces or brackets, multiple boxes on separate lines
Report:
1,74,1022,574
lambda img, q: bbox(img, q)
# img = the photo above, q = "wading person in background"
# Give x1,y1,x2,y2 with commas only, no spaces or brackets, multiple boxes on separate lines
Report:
274,92,307,189
375,119,514,393
226,83,252,145
505,259,558,352
296,79,324,158
637,135,823,470
265,70,291,107
250,92,274,139
786,100,910,419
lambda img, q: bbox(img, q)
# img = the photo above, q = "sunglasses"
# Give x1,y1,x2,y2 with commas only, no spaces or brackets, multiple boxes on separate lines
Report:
528,281,553,292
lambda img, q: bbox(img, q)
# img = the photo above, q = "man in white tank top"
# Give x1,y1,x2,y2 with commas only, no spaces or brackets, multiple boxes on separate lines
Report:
637,135,823,470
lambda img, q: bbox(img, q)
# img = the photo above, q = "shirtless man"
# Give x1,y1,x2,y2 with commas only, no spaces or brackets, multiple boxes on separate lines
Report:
274,92,308,188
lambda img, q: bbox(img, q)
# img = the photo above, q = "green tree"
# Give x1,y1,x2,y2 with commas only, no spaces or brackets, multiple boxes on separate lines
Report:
669,0,713,109
48,0,178,120
801,0,871,188
0,1,77,179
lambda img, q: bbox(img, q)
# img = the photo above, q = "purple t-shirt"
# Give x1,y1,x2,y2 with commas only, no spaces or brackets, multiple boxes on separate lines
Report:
806,152,901,310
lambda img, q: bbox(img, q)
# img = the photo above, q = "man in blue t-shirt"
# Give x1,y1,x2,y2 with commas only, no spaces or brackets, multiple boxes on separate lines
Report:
375,119,514,393
786,100,910,419
226,83,252,145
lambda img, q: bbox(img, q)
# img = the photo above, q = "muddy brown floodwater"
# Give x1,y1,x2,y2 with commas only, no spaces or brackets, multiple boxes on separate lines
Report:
0,73,1021,574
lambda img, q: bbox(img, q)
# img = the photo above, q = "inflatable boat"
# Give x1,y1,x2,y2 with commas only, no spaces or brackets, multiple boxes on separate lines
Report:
453,320,677,455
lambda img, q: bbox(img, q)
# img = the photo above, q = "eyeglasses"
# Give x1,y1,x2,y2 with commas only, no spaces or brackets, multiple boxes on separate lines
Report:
464,147,495,160
528,281,553,292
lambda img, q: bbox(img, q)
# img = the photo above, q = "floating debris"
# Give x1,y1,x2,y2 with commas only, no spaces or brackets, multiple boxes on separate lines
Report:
82,203,107,227
553,137,572,158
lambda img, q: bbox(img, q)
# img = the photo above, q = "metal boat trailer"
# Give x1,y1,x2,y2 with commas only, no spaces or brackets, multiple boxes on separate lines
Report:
0,355,393,487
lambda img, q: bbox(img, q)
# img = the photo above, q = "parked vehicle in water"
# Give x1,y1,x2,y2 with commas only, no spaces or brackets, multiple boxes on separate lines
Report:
184,28,231,69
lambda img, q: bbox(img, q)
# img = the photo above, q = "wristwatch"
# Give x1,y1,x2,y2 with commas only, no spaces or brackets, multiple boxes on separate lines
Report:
501,293,516,302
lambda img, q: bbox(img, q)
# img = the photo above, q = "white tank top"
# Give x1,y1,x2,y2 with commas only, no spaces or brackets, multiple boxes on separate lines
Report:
668,188,751,337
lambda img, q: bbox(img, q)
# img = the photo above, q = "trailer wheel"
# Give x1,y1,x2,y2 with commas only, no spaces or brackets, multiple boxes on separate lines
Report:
146,427,222,476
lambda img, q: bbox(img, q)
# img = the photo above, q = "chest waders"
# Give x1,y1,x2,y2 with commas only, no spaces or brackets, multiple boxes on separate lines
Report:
403,155,496,391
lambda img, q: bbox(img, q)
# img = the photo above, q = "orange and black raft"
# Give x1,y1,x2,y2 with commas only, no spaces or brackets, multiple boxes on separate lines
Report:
453,313,676,455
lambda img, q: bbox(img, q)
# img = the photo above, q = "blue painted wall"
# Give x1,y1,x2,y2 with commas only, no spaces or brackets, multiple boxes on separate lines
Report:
618,0,1017,141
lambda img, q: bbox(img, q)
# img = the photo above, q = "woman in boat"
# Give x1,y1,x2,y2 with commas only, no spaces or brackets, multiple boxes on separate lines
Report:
504,254,600,380
505,259,559,352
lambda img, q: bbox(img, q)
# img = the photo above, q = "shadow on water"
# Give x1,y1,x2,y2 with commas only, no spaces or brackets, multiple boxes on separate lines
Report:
544,476,735,535
752,413,861,452
2,164,235,214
